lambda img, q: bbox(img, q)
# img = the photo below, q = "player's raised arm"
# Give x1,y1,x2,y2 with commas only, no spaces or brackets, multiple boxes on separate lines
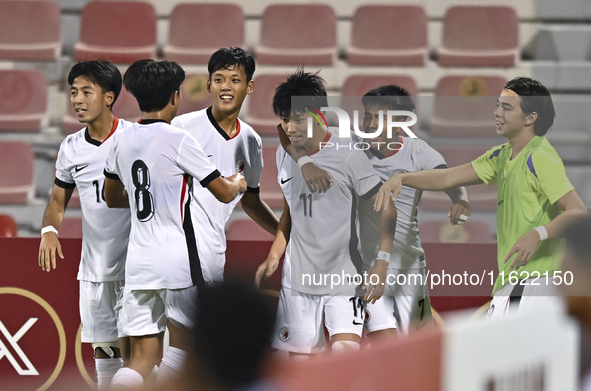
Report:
255,196,291,288
38,185,74,271
374,162,483,211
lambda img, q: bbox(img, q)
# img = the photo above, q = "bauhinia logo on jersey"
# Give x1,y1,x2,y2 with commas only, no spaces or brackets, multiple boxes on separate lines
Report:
235,158,245,174
0,288,66,391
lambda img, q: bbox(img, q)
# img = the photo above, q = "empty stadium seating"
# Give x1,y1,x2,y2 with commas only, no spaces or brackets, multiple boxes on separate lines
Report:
0,70,47,132
0,214,18,238
259,144,284,209
347,5,427,66
164,3,244,64
419,146,497,211
419,219,494,243
63,87,140,134
437,6,519,67
0,142,35,204
178,74,213,115
0,0,61,61
244,74,287,137
430,75,507,138
74,1,157,64
256,4,337,66
226,218,274,241
59,217,82,238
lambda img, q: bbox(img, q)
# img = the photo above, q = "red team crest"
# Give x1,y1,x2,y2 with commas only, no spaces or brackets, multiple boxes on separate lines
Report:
278,327,290,342
236,158,245,174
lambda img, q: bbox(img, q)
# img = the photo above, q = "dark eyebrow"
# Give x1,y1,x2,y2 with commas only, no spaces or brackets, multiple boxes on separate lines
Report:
500,102,514,109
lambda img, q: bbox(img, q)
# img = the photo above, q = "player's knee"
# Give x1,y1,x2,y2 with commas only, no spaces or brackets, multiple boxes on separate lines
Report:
331,340,360,354
92,341,121,359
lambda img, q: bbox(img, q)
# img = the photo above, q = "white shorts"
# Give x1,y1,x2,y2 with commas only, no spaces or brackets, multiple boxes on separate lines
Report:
487,279,562,320
271,287,364,354
364,268,432,334
79,280,124,343
118,286,197,337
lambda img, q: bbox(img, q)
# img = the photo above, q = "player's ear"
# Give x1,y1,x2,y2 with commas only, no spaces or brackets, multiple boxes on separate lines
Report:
171,90,181,107
206,78,211,93
246,79,254,95
105,91,115,108
525,111,538,127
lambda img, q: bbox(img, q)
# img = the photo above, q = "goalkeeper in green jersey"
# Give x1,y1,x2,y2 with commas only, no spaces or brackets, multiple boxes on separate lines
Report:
373,77,588,316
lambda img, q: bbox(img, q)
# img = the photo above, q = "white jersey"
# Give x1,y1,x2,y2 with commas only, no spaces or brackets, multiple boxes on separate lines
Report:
172,107,263,283
104,119,221,290
358,137,447,270
276,145,292,289
288,131,382,295
55,118,132,282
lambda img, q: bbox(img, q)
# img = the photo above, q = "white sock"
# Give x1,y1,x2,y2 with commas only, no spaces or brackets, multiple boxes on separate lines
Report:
157,346,187,384
96,358,123,390
111,367,143,389
331,340,360,354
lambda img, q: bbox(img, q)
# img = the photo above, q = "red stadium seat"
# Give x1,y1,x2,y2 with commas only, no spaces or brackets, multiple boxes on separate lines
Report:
0,70,47,132
0,214,18,238
0,0,61,61
60,217,82,239
437,6,519,67
178,74,213,116
226,218,274,241
63,87,140,135
260,144,284,209
244,74,287,137
75,1,157,64
419,220,493,243
420,147,497,211
256,5,337,65
430,75,507,137
164,4,244,64
347,5,427,66
0,142,34,204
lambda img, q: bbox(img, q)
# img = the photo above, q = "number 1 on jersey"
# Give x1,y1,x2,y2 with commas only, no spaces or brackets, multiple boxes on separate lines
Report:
299,193,313,217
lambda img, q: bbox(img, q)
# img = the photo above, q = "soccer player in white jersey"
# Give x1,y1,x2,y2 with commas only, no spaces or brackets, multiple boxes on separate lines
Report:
357,85,471,337
104,60,246,388
38,60,131,389
255,70,397,356
172,48,278,284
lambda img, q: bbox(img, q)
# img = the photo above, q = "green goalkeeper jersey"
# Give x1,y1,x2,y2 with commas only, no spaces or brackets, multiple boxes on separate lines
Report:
471,136,574,294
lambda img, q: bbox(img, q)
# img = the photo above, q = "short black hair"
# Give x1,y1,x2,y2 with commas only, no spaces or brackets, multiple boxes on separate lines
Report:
208,47,255,83
504,77,555,136
564,218,591,267
362,85,415,112
272,68,328,118
123,59,185,112
67,59,122,107
192,282,275,389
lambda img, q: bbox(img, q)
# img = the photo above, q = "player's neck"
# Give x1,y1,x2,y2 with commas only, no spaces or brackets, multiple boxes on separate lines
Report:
303,128,328,155
141,110,173,124
507,127,535,159
86,111,115,142
211,106,240,138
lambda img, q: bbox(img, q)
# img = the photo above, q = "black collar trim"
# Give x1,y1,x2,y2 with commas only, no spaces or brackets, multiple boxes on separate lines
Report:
84,128,101,146
206,106,231,141
139,119,168,125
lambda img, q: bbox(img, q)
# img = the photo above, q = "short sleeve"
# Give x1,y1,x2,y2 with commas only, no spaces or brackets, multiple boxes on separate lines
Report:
104,133,120,181
244,135,263,194
412,139,447,170
177,133,221,187
346,151,382,200
55,142,75,189
529,150,575,204
471,144,505,186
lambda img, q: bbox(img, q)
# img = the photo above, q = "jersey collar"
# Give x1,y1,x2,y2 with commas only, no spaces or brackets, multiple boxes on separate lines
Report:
84,117,119,147
206,106,240,141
